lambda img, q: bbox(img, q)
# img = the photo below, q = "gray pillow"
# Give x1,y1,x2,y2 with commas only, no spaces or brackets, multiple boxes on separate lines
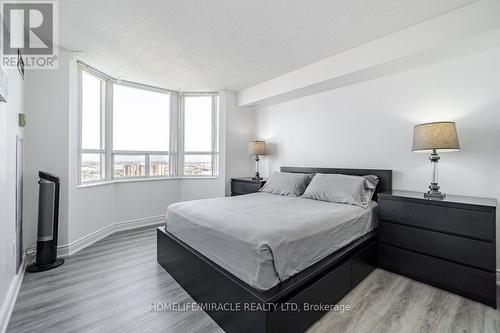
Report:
302,173,377,208
259,172,313,196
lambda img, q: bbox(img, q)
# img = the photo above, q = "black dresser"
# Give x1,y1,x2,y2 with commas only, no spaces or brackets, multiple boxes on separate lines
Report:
231,177,266,196
378,190,497,307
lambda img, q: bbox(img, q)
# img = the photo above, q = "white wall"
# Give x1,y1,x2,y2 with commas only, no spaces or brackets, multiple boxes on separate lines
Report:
23,51,235,251
255,47,500,269
67,180,181,244
224,91,256,195
0,68,25,330
23,50,71,249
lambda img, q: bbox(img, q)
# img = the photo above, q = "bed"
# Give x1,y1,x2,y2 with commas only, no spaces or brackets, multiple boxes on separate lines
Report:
157,167,392,333
166,193,378,290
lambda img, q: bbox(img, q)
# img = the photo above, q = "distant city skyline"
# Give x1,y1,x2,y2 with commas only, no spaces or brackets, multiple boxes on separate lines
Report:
81,158,213,182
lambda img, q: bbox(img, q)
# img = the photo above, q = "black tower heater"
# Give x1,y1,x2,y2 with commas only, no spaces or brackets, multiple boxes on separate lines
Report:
27,171,64,272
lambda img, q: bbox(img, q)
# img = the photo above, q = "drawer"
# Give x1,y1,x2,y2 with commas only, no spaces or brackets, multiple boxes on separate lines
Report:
267,260,351,333
379,243,496,307
351,241,377,288
231,181,261,195
378,198,494,241
379,221,495,271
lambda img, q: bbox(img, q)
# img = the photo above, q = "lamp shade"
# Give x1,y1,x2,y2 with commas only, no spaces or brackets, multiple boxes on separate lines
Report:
248,140,266,155
412,121,460,153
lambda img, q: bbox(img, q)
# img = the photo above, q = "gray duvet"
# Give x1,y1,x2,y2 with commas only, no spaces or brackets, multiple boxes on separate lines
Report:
166,192,377,290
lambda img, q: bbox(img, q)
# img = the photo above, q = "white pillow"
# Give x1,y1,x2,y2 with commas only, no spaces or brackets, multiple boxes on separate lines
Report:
259,172,313,196
302,173,376,208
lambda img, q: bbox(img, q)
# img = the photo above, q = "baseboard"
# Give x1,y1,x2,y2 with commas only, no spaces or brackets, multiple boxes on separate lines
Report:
0,260,26,333
58,215,166,257
0,216,164,331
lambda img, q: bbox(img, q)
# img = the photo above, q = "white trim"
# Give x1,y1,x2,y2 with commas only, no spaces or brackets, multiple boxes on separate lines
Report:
77,61,177,94
76,176,220,189
81,148,105,154
169,92,180,176
77,67,83,185
180,91,219,96
78,61,113,81
0,260,26,333
211,94,219,175
100,78,106,151
145,154,150,177
115,79,175,95
180,151,216,155
112,150,169,155
104,79,113,181
57,215,166,257
178,94,185,175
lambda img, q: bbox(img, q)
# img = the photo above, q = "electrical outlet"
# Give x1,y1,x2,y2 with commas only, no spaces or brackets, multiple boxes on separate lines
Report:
18,113,26,127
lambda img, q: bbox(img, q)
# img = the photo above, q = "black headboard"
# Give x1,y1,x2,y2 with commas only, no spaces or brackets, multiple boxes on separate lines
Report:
280,166,392,202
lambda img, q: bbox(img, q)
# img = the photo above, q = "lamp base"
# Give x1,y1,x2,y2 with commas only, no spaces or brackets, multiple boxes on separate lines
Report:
252,156,263,181
252,172,263,181
424,181,445,199
424,191,446,199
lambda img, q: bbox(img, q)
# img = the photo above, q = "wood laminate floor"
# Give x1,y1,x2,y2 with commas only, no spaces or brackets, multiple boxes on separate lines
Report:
7,226,500,333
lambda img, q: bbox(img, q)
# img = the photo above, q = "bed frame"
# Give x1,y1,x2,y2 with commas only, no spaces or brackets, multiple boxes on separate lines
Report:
157,167,392,333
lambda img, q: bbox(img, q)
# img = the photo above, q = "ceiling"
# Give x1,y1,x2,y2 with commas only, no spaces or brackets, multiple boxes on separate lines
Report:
59,0,476,91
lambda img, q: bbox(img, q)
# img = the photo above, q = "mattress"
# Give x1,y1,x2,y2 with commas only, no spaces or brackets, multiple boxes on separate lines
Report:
166,192,377,290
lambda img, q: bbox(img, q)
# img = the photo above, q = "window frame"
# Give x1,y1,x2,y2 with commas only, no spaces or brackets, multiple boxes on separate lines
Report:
77,62,220,185
180,92,219,177
77,65,109,185
111,80,172,179
112,151,170,179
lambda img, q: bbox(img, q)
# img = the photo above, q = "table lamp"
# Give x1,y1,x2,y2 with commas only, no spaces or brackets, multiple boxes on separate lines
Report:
412,121,460,199
248,140,266,180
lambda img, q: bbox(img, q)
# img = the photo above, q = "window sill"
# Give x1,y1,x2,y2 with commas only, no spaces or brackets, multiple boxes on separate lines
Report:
77,176,221,189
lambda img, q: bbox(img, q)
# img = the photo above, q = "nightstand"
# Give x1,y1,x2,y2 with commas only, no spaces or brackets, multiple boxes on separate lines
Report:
378,190,497,308
231,177,266,196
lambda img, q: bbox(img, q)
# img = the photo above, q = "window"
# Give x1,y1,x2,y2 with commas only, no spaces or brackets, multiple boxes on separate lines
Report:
113,84,170,151
182,95,218,176
149,155,169,176
78,63,219,184
113,84,170,178
113,154,145,178
79,70,105,183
